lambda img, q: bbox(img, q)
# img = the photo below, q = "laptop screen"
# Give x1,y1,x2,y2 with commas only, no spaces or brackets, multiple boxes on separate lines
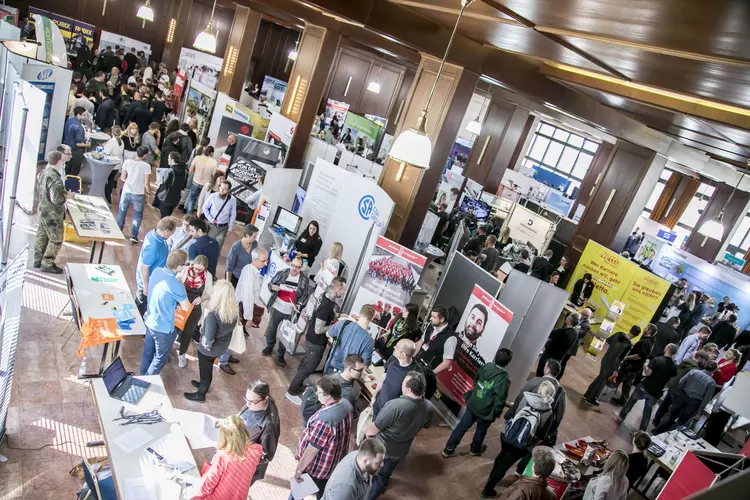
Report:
102,357,128,394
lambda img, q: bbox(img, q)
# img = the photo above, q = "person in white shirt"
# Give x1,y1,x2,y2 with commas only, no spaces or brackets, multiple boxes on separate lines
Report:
202,179,237,250
167,214,197,253
103,126,125,204
236,248,269,331
116,146,152,243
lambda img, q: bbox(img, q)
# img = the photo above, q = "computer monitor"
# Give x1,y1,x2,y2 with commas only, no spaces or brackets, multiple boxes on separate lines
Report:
273,206,302,234
291,186,306,214
235,135,283,166
102,357,128,394
459,197,491,222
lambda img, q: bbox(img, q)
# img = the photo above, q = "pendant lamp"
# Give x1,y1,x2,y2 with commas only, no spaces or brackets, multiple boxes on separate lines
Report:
288,32,301,61
194,0,218,53
136,0,154,22
367,66,382,94
465,94,487,136
389,0,474,180
698,173,745,240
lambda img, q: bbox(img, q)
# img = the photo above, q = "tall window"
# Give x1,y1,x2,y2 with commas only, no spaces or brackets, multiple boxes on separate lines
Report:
727,212,750,258
672,182,715,248
641,169,674,220
522,122,599,198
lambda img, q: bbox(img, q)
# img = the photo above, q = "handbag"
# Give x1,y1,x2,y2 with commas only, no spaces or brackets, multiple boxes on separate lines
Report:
228,322,246,354
598,375,618,403
356,406,374,446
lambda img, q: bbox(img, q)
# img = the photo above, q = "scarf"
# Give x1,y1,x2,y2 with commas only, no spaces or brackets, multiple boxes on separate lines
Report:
185,266,207,290
386,318,409,348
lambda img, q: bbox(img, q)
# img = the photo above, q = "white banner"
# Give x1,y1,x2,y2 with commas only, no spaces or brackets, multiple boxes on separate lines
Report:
505,203,554,252
177,48,222,90
266,112,296,149
21,62,72,161
32,14,67,67
98,31,151,58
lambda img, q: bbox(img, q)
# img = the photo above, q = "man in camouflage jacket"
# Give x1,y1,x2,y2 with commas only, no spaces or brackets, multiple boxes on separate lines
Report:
34,151,69,273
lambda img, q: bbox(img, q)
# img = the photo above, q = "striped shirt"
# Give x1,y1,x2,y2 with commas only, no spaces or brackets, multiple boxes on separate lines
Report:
191,444,262,499
296,399,353,480
236,264,265,319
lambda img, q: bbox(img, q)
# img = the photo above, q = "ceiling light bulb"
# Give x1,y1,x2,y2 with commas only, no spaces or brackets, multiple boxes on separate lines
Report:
466,118,481,135
697,217,724,240
193,28,217,53
367,79,380,94
136,1,154,21
288,49,298,61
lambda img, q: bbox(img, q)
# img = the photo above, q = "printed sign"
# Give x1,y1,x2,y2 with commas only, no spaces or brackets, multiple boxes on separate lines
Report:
29,7,95,54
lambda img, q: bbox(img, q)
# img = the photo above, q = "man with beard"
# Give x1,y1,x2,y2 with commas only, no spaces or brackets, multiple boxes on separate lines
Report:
456,304,489,377
323,438,386,500
202,179,237,251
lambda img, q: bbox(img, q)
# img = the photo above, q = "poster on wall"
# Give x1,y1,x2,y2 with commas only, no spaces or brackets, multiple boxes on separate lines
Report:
259,76,287,112
436,284,513,406
209,93,269,146
342,113,382,148
265,112,296,162
29,7,94,55
365,114,387,127
633,234,665,267
324,98,349,129
98,31,151,58
611,269,671,335
435,170,464,213
350,237,426,328
183,80,216,139
177,48,222,90
505,203,554,252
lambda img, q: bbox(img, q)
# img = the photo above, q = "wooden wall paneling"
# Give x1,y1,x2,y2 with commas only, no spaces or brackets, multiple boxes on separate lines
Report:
484,104,531,194
281,25,325,123
568,141,614,222
386,68,414,136
684,183,750,261
464,99,513,186
249,20,299,90
326,48,371,108
358,63,403,119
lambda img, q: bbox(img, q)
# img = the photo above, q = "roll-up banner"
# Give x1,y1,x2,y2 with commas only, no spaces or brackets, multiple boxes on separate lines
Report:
177,48,222,90
98,31,151,58
436,284,514,406
28,7,94,55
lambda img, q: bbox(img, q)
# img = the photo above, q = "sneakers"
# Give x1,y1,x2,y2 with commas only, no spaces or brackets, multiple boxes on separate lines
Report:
41,264,63,274
275,358,287,367
583,397,599,406
612,409,624,422
129,236,139,244
285,392,302,405
469,445,488,457
261,347,272,356
32,261,41,269
178,354,187,368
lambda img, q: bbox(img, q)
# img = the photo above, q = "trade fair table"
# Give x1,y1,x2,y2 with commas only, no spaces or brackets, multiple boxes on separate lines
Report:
91,375,201,499
66,194,125,263
647,428,719,474
83,153,121,198
65,263,145,375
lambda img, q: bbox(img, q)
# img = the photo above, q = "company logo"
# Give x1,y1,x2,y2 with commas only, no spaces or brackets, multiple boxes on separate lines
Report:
263,147,271,155
269,261,277,277
36,69,53,81
358,195,375,220
527,219,534,226
224,104,233,114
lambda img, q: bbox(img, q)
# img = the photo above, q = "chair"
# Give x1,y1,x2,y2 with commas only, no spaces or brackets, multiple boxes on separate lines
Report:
81,458,117,500
65,175,82,193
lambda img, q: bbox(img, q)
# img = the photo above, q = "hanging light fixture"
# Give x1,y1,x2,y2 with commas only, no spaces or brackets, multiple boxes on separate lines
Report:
389,0,474,180
193,0,218,53
698,172,745,240
465,94,488,135
288,31,301,61
367,65,382,94
136,0,154,22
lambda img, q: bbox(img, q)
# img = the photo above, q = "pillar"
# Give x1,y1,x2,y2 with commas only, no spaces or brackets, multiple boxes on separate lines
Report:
685,183,750,261
216,6,262,99
661,175,702,228
280,24,341,169
160,0,193,70
569,141,614,219
378,55,479,246
566,142,666,268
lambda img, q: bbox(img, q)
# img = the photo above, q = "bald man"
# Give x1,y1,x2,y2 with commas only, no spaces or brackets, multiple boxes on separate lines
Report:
372,339,423,417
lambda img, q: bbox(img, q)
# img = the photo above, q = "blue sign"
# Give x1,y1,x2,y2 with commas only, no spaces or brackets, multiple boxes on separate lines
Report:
723,252,746,268
29,81,55,162
656,229,677,243
358,195,375,220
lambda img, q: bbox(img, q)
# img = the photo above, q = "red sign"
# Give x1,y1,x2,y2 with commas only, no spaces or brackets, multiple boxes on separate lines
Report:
658,451,716,500
375,236,427,267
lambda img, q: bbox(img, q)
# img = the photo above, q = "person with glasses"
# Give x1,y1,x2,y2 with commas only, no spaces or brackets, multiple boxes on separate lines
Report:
263,256,312,366
237,380,280,485
301,354,363,425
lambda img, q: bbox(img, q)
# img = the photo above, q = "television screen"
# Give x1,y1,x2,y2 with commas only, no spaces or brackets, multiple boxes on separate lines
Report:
292,186,306,214
459,197,491,222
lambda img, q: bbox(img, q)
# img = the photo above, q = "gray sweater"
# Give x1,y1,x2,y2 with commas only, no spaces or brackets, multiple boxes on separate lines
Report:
141,131,159,163
198,311,236,357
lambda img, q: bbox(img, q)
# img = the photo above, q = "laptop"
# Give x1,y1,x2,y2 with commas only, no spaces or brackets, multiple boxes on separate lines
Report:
102,357,151,404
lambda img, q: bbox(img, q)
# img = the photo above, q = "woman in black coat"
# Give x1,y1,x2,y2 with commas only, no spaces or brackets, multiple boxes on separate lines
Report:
293,220,323,267
571,273,595,306
155,152,188,217
238,380,281,484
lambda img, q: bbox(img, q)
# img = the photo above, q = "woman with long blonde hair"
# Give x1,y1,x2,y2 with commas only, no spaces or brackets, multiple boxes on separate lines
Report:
185,280,239,402
583,450,629,500
191,415,262,499
123,122,141,160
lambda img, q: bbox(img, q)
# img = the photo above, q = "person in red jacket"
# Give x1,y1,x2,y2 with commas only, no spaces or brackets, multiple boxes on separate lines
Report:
712,348,740,388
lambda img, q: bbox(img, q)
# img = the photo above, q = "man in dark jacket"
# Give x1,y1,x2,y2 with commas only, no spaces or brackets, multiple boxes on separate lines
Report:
497,447,556,500
150,91,168,123
530,249,553,281
463,224,488,255
612,323,657,405
650,317,680,359
583,326,638,405
85,71,107,101
442,348,512,458
239,381,280,484
536,312,579,377
124,48,138,77
125,98,153,136
94,91,117,133
652,350,709,428
559,307,592,379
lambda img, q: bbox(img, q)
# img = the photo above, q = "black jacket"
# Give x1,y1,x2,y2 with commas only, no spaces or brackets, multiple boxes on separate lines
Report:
124,53,138,75
571,278,594,306
239,399,280,483
157,163,188,206
651,323,678,358
543,327,577,359
709,320,738,350
161,132,192,167
151,100,167,123
530,257,551,281
126,103,153,137
94,97,118,130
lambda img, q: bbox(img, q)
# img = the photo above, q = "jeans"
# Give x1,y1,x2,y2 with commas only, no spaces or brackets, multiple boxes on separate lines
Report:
209,223,229,250
615,364,640,402
117,192,145,239
583,366,615,401
265,308,290,360
444,408,492,453
366,456,402,500
185,182,203,214
618,383,659,431
288,341,327,395
653,392,702,433
653,390,675,427
219,349,231,366
483,439,530,494
196,351,217,396
140,327,177,375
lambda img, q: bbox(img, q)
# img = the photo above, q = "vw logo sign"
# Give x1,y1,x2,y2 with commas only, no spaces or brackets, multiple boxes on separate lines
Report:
358,195,375,220
269,261,277,277
36,69,53,81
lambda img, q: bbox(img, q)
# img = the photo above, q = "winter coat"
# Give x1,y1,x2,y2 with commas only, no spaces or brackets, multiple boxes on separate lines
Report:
465,363,510,421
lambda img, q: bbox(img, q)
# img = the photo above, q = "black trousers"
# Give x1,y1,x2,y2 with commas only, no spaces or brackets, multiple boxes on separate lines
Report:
483,439,530,493
614,364,640,402
653,390,675,427
67,149,84,176
196,351,217,396
158,200,176,218
583,365,615,401
654,392,701,433
105,169,118,204
703,410,732,447
288,340,327,396
177,304,202,355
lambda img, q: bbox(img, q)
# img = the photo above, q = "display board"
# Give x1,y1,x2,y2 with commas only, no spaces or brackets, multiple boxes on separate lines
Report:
30,13,67,66
97,31,151,58
226,135,281,207
182,80,216,139
66,195,125,241
28,7,94,55
657,451,717,500
259,76,287,112
651,245,750,329
633,234,665,266
350,236,426,324
435,170,464,213
504,203,555,253
324,98,349,129
437,285,513,406
265,112,296,161
208,92,268,146
432,252,502,321
177,48,222,90
342,112,381,148
21,62,72,161
415,211,440,253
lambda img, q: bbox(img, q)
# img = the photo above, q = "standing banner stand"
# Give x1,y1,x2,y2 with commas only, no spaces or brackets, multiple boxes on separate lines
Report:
498,270,570,403
502,202,556,255
21,61,72,161
177,48,222,90
180,79,216,139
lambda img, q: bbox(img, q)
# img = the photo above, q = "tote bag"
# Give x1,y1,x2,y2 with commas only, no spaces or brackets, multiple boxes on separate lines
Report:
228,322,246,354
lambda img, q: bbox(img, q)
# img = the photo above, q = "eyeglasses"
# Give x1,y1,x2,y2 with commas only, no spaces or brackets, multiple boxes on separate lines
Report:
245,396,264,405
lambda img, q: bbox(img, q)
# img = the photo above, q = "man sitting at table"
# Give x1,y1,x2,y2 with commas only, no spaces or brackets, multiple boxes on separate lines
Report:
140,250,191,375
33,151,71,274
136,217,176,316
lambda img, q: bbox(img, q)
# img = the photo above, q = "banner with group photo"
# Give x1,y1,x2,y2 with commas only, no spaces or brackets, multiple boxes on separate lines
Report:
437,285,513,406
350,237,426,331
342,113,382,148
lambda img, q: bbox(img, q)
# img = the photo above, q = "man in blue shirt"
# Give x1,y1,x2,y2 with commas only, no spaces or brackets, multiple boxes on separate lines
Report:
140,250,191,375
202,179,236,251
188,218,220,276
62,107,90,176
225,224,259,286
324,304,375,373
136,217,176,316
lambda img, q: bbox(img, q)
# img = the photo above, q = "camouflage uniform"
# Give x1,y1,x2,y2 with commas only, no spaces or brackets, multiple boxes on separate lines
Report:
34,165,67,268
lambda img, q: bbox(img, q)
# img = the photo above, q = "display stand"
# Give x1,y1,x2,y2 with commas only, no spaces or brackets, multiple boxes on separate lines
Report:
65,195,125,263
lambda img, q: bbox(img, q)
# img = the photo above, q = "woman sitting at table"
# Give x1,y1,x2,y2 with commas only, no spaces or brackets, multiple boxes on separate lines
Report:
190,415,262,500
185,280,239,402
374,303,420,362
176,255,214,369
238,380,280,485
103,125,124,205
582,449,629,500
571,273,594,307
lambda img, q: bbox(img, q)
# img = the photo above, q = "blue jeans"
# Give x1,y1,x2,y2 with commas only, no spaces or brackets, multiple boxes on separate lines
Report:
219,348,231,366
618,383,658,431
117,192,145,239
265,308,290,360
185,182,203,214
366,456,401,500
444,408,492,453
140,327,177,375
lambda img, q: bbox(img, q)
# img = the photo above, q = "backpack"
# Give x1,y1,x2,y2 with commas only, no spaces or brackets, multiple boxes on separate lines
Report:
503,405,548,449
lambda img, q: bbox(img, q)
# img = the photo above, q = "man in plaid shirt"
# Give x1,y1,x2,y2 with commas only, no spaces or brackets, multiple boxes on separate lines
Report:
294,376,354,497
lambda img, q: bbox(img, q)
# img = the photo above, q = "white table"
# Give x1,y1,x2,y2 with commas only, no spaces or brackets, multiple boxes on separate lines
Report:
91,375,201,499
83,153,121,198
649,429,719,474
66,194,125,263
67,263,145,374
88,130,111,143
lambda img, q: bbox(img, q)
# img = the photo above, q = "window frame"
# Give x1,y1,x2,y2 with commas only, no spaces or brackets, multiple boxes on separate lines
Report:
522,121,599,187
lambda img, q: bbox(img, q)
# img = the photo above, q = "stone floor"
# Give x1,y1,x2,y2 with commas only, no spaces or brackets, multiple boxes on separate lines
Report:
0,188,673,499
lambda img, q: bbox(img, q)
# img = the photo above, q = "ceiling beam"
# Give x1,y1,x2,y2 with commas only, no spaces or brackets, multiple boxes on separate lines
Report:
386,0,523,25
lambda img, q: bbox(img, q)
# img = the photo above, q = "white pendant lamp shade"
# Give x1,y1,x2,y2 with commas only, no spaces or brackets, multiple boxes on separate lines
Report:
389,112,432,169
136,1,154,21
193,28,217,53
465,118,482,135
698,217,724,240
288,49,298,61
366,79,381,94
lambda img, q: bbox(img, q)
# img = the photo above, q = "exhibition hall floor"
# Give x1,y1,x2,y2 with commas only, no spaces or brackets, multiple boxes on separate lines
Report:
0,197,645,500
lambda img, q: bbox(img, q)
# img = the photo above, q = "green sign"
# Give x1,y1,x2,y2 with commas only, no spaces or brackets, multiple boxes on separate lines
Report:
343,113,382,144
40,16,53,63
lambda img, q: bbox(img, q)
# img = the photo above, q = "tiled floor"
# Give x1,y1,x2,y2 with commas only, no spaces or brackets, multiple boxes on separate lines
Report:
0,190,664,499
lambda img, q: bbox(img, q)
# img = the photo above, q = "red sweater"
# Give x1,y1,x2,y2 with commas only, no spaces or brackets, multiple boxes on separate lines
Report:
191,444,262,500
712,358,738,386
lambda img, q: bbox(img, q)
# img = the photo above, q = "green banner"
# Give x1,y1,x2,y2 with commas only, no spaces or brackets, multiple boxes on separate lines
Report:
40,16,53,63
343,113,382,143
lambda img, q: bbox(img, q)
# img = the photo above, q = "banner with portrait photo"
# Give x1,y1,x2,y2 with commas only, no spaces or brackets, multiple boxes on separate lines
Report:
350,237,426,330
437,285,514,406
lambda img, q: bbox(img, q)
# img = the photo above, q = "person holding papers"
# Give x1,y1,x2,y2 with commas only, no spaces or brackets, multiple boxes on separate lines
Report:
175,255,214,368
190,415,262,499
